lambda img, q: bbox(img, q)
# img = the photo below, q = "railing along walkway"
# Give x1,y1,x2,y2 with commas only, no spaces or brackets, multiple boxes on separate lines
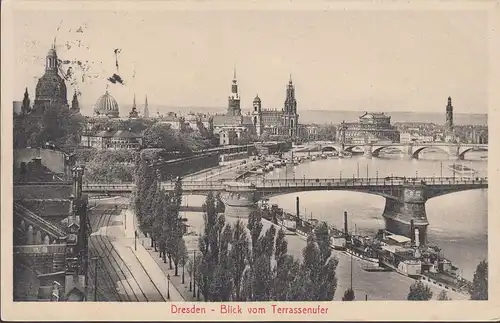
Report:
81,177,488,192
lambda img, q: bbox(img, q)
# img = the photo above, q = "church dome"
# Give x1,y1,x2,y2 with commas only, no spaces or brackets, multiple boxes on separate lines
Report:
35,73,68,103
35,47,67,104
94,91,119,118
253,94,261,102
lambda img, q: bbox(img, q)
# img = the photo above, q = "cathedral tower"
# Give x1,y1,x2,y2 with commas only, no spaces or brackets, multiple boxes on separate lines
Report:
282,75,299,139
227,68,241,116
252,94,263,137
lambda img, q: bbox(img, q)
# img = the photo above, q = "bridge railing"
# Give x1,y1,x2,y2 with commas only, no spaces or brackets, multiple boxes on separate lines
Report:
81,176,487,191
253,176,488,189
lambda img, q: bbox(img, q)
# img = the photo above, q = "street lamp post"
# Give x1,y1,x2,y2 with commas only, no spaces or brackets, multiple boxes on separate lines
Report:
134,230,137,251
167,274,171,300
357,162,359,178
182,260,185,284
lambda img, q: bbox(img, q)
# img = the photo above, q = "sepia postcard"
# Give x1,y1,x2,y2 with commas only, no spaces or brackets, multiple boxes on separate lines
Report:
1,0,499,321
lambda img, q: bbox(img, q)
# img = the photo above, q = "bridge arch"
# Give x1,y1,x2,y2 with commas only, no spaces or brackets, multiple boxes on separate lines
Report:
344,145,365,153
321,146,338,152
458,147,488,159
411,146,450,159
372,146,405,157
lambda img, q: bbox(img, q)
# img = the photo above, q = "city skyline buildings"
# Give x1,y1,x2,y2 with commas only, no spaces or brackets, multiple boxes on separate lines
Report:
13,9,488,116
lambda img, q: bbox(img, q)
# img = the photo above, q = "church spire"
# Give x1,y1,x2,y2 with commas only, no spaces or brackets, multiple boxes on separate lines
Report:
22,87,31,115
71,90,79,112
143,94,149,118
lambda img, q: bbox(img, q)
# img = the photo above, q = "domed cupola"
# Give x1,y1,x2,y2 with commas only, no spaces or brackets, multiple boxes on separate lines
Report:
35,45,68,104
94,91,119,118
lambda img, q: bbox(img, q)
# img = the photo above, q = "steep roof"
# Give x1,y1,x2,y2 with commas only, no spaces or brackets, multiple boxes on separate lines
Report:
113,129,141,138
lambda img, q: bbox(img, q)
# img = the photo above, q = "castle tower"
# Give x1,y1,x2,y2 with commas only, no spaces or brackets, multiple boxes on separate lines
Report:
282,74,299,139
446,96,453,130
227,68,241,116
143,95,149,118
70,91,79,113
252,94,263,137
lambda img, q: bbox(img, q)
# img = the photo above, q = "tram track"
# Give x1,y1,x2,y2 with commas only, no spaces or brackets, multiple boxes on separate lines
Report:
89,199,166,302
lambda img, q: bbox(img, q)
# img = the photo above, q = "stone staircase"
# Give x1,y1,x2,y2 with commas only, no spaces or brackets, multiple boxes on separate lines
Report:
14,203,67,240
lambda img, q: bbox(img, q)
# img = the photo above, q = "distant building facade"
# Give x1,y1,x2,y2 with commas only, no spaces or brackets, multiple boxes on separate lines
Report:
252,76,300,140
337,112,400,144
81,128,142,150
213,72,301,144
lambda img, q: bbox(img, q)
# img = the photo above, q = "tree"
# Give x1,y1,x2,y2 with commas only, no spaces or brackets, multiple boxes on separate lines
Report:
258,225,276,259
198,192,221,301
470,260,488,300
142,123,180,151
14,100,85,153
209,223,233,301
301,234,322,300
342,288,355,301
247,211,263,261
84,150,136,183
273,254,301,301
252,254,272,301
274,228,288,267
437,290,451,301
229,220,250,301
407,281,433,300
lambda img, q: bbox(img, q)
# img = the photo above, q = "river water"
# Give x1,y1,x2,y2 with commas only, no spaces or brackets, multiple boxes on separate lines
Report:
262,149,488,282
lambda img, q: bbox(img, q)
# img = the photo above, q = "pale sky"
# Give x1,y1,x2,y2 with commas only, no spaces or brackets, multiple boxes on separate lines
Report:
13,9,489,115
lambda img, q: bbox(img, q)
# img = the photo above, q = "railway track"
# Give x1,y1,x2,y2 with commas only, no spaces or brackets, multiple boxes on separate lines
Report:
88,200,165,302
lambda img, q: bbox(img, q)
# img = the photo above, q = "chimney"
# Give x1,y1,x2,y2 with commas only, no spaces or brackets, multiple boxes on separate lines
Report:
410,219,415,245
72,166,85,201
344,211,348,238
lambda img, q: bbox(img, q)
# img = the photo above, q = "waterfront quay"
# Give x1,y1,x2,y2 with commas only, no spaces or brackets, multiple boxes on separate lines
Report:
162,151,486,300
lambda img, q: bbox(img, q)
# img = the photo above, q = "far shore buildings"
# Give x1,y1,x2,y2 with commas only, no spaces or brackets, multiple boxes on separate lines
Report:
213,71,302,145
337,112,401,144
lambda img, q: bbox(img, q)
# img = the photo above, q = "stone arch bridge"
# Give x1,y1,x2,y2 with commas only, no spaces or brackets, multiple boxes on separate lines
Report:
317,142,488,160
71,176,488,244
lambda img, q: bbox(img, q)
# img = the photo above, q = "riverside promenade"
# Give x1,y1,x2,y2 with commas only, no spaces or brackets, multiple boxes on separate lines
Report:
118,158,260,301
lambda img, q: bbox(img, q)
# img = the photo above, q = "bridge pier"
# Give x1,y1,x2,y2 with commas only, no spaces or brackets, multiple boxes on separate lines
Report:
382,184,429,244
221,182,257,222
363,144,373,159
